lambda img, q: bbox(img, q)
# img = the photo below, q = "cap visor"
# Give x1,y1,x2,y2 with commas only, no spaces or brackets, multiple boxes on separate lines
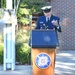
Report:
43,9,51,13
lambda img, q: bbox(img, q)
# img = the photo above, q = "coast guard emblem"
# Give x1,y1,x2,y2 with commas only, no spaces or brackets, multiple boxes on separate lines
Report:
36,53,51,69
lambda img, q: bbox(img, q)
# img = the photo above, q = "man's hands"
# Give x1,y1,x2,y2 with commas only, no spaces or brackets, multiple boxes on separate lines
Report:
52,20,59,27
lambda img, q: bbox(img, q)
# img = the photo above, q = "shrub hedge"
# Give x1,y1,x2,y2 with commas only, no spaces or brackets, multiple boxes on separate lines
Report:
0,29,31,65
15,29,31,65
15,42,31,65
0,44,3,64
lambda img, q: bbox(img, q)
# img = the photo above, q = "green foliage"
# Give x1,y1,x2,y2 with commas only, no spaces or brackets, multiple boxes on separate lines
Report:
16,29,30,43
0,29,31,65
2,0,6,8
0,44,3,64
0,33,3,43
17,7,30,25
0,9,3,19
23,0,46,14
15,29,31,64
18,17,29,25
16,43,31,64
0,33,3,64
17,0,46,25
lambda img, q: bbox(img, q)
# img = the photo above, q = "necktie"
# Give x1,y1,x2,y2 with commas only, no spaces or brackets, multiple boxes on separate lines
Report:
47,18,50,22
47,18,50,26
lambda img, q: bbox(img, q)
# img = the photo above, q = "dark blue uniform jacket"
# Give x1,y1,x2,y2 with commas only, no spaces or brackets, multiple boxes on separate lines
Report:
35,15,61,32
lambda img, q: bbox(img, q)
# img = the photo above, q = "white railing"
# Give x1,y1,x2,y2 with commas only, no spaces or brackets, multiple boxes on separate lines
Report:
0,0,21,70
0,0,20,13
14,0,21,14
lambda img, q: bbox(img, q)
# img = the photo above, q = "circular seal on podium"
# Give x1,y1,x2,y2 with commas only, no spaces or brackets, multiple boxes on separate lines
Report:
35,53,51,69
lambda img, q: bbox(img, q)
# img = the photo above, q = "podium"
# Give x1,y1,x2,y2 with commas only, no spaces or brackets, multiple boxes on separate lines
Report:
29,29,59,75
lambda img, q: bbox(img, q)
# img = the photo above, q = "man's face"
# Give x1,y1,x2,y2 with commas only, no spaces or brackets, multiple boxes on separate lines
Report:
43,10,52,18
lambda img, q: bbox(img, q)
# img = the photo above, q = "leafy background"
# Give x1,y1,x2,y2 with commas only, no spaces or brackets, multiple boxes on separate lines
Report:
0,0,48,65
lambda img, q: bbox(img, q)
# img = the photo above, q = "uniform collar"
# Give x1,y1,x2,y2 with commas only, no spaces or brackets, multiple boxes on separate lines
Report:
46,15,52,22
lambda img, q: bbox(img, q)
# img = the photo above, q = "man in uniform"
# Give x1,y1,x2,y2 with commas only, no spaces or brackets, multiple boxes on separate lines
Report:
35,6,61,32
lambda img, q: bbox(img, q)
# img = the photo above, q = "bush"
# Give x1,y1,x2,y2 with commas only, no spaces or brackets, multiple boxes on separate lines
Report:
16,43,31,64
16,29,30,43
0,33,3,64
0,33,3,43
17,0,46,25
15,29,31,65
0,44,4,64
0,29,31,65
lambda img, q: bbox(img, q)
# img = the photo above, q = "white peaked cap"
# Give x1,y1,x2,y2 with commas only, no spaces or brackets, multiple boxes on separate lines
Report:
41,6,52,10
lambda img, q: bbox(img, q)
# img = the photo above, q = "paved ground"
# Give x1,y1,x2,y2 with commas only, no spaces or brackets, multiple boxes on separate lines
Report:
55,50,75,75
0,50,75,75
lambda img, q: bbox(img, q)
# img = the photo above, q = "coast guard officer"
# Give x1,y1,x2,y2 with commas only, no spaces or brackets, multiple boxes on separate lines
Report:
35,6,61,32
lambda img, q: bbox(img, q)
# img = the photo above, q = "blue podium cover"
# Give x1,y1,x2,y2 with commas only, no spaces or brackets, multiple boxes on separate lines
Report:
29,29,59,48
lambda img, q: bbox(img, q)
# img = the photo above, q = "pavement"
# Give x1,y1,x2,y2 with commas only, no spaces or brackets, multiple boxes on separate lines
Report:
0,50,75,75
55,50,75,75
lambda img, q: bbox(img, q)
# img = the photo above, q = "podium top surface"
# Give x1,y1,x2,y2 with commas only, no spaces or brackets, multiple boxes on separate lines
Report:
29,29,59,48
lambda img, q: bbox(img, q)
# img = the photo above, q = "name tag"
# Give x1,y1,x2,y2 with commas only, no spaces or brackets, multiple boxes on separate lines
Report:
40,22,44,23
